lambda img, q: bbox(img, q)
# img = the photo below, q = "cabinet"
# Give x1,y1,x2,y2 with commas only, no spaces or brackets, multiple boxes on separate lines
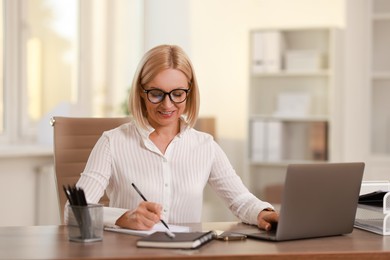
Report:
370,0,390,155
248,28,343,201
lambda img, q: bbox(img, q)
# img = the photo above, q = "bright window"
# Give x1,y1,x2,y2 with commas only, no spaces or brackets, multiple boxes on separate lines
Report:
22,0,79,139
0,0,78,143
1,0,142,145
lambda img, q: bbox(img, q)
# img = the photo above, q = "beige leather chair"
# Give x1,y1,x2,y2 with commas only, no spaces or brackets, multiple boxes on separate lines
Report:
51,116,130,223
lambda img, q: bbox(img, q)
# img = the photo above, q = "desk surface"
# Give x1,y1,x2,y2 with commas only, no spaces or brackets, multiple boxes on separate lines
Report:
1,222,390,260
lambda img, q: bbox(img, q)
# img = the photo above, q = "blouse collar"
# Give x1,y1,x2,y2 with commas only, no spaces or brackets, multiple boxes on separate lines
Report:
135,117,190,140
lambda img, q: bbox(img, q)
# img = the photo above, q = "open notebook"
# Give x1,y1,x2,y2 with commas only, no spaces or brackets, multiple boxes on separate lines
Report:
104,223,190,237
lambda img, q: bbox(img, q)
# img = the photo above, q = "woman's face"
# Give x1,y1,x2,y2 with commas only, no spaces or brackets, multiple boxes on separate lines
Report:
142,69,189,129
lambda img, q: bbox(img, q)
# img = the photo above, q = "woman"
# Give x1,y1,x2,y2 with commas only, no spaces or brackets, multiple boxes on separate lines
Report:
75,44,278,231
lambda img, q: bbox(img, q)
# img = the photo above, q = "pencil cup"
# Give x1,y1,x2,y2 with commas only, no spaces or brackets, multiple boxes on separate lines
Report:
67,204,103,242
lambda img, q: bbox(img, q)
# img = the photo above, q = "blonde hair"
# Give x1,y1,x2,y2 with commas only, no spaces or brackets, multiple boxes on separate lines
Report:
128,45,200,130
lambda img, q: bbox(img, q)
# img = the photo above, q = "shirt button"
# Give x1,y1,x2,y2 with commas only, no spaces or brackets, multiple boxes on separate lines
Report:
163,158,167,162
165,183,168,187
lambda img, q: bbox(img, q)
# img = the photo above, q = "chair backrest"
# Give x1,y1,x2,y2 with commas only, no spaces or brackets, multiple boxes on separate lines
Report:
51,116,130,223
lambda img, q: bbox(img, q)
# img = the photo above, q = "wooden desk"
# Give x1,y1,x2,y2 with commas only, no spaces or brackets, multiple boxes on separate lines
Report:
1,222,390,260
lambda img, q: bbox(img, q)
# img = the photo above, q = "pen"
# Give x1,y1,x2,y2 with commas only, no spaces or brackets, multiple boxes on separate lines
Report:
131,183,174,235
165,229,175,238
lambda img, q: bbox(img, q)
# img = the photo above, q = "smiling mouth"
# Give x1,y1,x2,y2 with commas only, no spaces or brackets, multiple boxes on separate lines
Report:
159,111,174,115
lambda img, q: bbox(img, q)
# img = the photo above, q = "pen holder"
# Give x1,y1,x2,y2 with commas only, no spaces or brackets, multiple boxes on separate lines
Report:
67,204,103,242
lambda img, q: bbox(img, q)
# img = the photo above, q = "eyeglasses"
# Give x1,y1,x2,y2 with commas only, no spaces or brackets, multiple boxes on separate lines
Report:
141,86,190,104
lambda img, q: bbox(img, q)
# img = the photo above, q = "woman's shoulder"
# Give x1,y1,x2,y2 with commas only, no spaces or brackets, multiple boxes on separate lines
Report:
102,120,137,137
186,127,215,143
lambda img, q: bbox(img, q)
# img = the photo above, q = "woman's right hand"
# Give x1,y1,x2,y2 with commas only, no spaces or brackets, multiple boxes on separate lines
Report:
115,201,162,230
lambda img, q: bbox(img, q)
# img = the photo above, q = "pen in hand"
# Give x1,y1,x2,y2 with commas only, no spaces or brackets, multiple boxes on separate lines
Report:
131,183,175,238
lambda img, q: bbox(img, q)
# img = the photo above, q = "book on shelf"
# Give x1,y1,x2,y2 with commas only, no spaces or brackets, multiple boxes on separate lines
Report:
136,231,214,249
251,120,266,161
264,31,284,72
309,122,328,161
267,121,284,161
250,120,284,162
252,32,266,73
252,31,284,73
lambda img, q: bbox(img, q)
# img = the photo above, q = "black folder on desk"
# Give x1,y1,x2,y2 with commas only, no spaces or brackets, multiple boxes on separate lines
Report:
136,231,214,249
358,190,388,207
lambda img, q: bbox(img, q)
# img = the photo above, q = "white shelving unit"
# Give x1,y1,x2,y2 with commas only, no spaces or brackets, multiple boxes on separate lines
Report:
248,28,343,202
370,0,390,155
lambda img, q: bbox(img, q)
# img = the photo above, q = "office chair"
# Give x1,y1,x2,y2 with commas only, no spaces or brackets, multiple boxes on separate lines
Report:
51,116,130,223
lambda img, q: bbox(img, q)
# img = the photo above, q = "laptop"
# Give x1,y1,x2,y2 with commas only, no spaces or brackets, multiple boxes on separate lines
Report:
236,162,365,241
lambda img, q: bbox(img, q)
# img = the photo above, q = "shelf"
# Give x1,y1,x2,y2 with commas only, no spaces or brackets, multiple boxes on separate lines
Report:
249,159,327,167
371,0,390,156
252,70,330,78
250,114,329,122
372,0,390,19
248,27,340,198
0,144,53,158
249,120,328,163
372,18,390,74
372,72,390,80
368,154,390,163
372,13,390,20
344,0,390,176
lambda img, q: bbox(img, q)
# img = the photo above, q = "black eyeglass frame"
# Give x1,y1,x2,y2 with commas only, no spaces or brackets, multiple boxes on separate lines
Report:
141,86,191,104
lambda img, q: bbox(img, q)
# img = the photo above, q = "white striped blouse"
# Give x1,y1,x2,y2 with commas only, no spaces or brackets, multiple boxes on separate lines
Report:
75,119,273,226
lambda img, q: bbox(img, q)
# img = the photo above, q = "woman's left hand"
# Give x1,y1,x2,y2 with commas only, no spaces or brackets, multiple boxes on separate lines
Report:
257,209,279,231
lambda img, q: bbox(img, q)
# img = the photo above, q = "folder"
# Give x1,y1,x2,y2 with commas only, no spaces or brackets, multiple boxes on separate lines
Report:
136,231,214,249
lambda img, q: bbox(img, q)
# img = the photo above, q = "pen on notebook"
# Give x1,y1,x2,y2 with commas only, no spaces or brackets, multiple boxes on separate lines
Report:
131,182,175,238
